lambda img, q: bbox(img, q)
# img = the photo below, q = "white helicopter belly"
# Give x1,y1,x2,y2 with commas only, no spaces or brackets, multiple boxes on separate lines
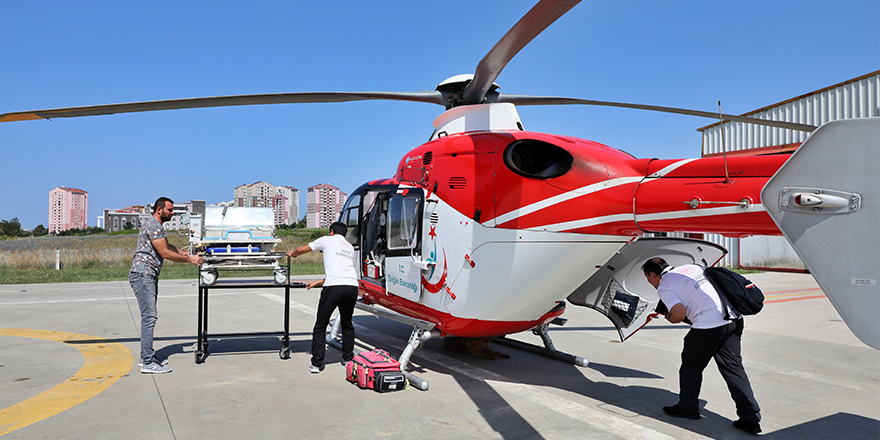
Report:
423,195,630,322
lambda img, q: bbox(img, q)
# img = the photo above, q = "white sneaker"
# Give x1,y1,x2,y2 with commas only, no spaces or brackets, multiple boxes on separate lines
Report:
309,364,322,374
138,358,169,367
141,362,172,374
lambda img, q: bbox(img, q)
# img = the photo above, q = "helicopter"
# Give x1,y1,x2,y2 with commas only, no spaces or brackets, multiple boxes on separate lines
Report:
2,0,877,390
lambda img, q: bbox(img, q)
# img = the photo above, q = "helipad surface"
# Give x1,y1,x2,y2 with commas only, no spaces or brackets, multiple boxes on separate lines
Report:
1,272,877,439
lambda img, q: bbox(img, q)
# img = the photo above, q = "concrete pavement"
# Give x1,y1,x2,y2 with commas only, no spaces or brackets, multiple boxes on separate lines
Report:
1,272,877,439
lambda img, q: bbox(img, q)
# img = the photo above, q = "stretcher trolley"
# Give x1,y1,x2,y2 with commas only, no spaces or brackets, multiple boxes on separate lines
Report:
188,206,304,363
188,206,288,285
195,275,304,364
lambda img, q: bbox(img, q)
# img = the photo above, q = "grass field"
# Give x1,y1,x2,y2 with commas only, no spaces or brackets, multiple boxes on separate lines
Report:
0,229,326,285
1,229,760,285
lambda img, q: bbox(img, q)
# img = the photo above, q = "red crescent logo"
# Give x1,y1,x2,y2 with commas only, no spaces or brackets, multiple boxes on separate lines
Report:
421,248,448,293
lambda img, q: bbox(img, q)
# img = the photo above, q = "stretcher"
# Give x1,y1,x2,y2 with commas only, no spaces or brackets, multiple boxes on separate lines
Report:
188,206,287,284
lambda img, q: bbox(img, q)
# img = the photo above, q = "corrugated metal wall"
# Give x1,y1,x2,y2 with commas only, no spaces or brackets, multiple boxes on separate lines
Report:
697,71,879,269
739,236,806,270
701,72,879,155
706,234,738,268
639,232,738,268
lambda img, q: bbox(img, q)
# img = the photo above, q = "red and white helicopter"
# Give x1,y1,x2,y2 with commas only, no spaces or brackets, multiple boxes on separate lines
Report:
3,0,877,390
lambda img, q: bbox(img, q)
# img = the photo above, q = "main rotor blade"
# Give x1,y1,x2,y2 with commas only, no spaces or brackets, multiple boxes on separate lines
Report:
0,91,445,122
462,0,582,105
495,94,818,132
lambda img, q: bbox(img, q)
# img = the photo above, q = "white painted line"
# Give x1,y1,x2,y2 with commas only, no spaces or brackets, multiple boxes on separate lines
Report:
540,213,636,232
0,291,242,306
635,204,766,223
647,158,699,178
492,176,642,225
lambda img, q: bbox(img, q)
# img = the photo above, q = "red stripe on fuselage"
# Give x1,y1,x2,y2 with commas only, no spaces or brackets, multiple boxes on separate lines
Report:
357,280,565,337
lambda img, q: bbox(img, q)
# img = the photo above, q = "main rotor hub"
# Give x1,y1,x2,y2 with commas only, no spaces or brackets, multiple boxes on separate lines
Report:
436,75,500,109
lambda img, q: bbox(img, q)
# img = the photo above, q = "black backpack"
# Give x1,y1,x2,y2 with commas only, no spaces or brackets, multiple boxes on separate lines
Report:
703,267,764,319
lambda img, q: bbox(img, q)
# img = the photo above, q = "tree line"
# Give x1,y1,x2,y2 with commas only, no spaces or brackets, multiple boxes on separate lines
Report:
1,215,310,238
1,218,105,238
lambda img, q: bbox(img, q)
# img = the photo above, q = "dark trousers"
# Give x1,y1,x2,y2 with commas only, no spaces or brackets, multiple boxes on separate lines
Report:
679,319,761,422
311,285,358,367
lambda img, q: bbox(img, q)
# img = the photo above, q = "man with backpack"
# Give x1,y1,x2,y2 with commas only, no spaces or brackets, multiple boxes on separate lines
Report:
642,257,762,435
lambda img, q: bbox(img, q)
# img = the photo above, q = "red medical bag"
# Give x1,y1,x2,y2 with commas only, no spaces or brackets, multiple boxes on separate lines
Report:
345,349,405,392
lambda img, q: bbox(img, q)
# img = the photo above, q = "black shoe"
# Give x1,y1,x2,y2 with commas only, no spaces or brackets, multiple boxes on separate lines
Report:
663,405,701,420
733,419,762,435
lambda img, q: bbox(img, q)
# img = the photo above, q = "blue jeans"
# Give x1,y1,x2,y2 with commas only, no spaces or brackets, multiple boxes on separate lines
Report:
129,272,159,365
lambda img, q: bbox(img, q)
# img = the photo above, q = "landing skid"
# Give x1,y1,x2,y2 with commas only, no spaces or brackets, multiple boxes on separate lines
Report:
326,299,439,391
495,318,589,367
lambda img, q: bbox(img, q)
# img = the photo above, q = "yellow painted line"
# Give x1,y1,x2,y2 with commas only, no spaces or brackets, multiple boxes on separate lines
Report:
0,329,133,436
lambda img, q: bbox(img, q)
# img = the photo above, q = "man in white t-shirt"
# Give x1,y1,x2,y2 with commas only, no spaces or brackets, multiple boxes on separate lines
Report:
643,258,762,435
288,222,359,373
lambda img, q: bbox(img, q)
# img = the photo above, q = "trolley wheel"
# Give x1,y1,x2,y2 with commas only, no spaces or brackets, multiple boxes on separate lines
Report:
279,347,290,360
201,270,218,285
274,270,288,285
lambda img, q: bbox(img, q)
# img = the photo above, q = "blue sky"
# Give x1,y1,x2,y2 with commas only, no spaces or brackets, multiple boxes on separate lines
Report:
2,1,877,230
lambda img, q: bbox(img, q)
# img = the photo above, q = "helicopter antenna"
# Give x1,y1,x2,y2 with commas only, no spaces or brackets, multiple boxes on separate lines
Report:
718,101,730,183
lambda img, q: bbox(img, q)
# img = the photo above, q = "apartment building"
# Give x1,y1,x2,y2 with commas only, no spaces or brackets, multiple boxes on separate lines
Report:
48,187,88,234
234,181,276,208
143,200,206,232
275,185,300,225
102,205,146,232
234,181,299,226
306,183,346,229
273,194,289,225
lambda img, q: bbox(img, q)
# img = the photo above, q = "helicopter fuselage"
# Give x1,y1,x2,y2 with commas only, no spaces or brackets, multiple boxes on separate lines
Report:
341,109,788,338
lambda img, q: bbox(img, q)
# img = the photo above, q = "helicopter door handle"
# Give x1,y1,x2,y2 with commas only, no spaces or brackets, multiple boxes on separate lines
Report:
684,198,751,210
410,260,435,271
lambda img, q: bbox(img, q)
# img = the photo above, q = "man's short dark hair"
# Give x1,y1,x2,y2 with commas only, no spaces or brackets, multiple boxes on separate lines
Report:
330,221,347,236
153,197,174,213
642,258,669,276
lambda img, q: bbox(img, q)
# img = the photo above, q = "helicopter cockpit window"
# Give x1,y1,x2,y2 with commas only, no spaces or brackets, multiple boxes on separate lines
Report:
387,195,421,251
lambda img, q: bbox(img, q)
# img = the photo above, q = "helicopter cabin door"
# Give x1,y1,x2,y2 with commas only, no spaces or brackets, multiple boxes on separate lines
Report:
383,188,424,302
567,237,727,342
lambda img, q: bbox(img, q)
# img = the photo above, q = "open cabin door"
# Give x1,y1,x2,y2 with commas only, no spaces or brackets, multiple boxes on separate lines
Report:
383,188,425,302
354,184,396,284
567,237,727,341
